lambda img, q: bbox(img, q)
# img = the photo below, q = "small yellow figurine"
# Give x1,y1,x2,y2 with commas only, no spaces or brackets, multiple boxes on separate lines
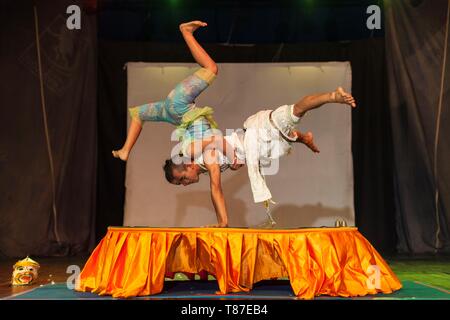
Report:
12,256,40,286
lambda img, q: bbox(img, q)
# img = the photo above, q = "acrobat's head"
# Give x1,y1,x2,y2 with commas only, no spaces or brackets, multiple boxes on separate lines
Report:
163,158,201,186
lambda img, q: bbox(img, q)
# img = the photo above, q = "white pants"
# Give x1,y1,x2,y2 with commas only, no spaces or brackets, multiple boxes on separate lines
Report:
242,104,300,203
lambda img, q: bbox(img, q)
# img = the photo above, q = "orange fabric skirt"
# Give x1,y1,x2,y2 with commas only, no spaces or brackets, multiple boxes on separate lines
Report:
76,227,402,299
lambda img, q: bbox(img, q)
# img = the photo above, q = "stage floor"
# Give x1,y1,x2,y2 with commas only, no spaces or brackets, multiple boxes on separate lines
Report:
1,256,449,300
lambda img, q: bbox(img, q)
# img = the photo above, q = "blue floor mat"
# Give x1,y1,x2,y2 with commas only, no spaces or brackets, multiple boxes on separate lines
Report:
3,280,449,300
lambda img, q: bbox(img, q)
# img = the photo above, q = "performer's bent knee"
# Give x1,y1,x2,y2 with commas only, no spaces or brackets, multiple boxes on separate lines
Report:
128,106,143,125
194,67,217,85
208,64,218,75
293,101,307,117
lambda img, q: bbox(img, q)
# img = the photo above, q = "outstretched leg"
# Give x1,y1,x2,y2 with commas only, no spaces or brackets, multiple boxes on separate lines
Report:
271,88,355,152
113,20,217,162
179,21,218,75
293,87,356,117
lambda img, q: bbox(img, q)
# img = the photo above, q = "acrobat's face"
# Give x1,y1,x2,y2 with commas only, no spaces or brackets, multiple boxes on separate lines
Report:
171,164,200,186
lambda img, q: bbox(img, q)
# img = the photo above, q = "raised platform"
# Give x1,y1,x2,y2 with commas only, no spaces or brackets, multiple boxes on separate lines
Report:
76,226,402,299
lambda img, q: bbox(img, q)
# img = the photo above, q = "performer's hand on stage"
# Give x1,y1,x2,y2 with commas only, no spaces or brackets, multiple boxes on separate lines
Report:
179,20,208,34
294,131,320,153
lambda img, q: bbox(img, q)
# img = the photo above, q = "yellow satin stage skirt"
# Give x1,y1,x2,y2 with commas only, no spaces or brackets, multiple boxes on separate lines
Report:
76,227,402,299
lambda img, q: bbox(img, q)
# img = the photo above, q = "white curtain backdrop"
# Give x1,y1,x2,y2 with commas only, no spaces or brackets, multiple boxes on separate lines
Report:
124,62,354,228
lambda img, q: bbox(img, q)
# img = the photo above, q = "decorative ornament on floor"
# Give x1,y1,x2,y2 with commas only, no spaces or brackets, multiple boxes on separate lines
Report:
335,218,348,227
263,199,277,227
12,256,40,286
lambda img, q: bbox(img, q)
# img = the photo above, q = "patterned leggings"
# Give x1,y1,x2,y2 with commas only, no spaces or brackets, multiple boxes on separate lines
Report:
129,68,216,126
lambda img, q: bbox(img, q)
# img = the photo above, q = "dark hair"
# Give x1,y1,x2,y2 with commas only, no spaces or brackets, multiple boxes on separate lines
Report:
163,158,186,183
163,159,176,183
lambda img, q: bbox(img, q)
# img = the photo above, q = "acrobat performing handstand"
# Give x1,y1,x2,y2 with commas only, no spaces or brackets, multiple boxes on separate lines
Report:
112,20,356,228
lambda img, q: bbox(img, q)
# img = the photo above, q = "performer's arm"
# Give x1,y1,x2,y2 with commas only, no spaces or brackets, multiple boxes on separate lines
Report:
203,150,229,227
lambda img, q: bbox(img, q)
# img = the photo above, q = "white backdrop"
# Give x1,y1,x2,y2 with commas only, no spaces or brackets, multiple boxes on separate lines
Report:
124,62,354,228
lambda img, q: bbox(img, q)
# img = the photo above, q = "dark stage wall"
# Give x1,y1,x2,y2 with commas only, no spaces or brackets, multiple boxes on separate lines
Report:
385,0,450,254
96,39,397,254
0,0,97,257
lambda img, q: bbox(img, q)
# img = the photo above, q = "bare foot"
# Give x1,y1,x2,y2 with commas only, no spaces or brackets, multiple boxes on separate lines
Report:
179,20,207,34
294,131,320,153
112,149,129,161
331,87,356,108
